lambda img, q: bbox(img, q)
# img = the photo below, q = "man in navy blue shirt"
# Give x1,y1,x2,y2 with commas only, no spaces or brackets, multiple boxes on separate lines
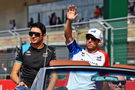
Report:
10,22,58,89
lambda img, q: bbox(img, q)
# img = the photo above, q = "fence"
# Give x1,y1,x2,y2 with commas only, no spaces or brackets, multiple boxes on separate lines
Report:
0,16,135,79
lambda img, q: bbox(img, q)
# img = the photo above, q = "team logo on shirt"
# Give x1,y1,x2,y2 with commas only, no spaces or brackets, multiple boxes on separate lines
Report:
81,52,85,56
96,56,102,61
25,51,31,56
43,52,48,57
91,62,98,65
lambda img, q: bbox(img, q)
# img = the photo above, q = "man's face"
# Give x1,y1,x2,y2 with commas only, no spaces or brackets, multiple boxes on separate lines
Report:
29,27,46,44
108,76,126,90
86,34,100,51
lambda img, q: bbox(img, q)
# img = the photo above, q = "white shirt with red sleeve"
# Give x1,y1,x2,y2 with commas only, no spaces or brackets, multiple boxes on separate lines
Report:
66,40,110,90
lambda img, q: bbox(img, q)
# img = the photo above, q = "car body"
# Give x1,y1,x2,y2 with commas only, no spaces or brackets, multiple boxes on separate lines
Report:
31,60,135,90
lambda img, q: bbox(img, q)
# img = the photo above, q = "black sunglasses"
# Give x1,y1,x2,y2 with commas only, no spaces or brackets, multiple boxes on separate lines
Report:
86,34,98,41
111,81,126,85
29,32,41,37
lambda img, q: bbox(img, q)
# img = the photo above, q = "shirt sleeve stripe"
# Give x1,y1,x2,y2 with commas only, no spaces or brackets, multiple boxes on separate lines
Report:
22,43,30,54
67,40,84,58
15,60,22,63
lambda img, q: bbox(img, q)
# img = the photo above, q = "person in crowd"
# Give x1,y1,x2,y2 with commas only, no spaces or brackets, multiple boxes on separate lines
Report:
10,19,17,30
10,22,58,90
57,17,63,24
49,12,57,25
0,63,7,73
64,5,110,90
129,2,135,15
28,17,34,27
108,75,126,90
94,5,102,19
0,63,8,79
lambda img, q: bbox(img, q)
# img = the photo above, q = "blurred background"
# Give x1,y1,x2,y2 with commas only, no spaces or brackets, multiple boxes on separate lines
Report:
0,0,135,85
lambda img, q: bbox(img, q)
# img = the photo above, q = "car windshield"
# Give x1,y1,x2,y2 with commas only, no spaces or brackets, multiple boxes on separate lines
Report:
31,64,135,90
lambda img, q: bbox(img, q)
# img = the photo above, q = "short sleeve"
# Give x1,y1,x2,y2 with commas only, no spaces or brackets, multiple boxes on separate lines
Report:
104,53,110,67
15,47,23,63
46,46,56,66
15,43,30,63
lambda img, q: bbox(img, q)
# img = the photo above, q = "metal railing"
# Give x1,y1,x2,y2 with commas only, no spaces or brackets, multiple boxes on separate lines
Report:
0,16,135,79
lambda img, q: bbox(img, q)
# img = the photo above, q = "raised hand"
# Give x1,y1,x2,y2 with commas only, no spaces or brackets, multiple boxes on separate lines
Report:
67,5,78,21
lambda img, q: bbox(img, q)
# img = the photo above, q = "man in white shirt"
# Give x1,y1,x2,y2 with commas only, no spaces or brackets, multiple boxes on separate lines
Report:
64,5,110,90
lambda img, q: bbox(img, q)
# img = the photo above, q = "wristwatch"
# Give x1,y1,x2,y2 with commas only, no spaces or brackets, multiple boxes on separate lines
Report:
16,81,22,84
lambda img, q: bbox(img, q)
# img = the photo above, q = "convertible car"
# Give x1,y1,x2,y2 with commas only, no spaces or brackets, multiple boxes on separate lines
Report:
31,60,135,90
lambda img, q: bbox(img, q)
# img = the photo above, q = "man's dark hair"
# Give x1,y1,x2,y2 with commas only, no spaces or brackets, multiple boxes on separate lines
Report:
30,22,46,35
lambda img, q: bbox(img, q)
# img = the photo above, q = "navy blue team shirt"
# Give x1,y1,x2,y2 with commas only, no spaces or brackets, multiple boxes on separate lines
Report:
15,43,56,88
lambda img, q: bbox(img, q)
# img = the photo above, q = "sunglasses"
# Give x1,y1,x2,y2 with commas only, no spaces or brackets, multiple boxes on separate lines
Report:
29,32,41,37
111,81,126,86
86,34,98,41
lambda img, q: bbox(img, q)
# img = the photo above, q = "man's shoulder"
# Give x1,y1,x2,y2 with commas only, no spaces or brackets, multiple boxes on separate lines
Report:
22,43,31,54
47,46,55,52
22,43,31,48
98,49,108,56
47,45,54,49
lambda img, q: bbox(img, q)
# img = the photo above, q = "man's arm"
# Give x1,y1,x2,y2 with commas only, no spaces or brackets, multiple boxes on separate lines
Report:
64,5,78,44
46,72,58,90
10,61,27,87
46,47,58,90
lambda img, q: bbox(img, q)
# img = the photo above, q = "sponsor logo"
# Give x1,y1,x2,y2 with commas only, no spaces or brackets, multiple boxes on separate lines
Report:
96,56,102,61
91,30,96,33
25,51,31,56
81,52,85,56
